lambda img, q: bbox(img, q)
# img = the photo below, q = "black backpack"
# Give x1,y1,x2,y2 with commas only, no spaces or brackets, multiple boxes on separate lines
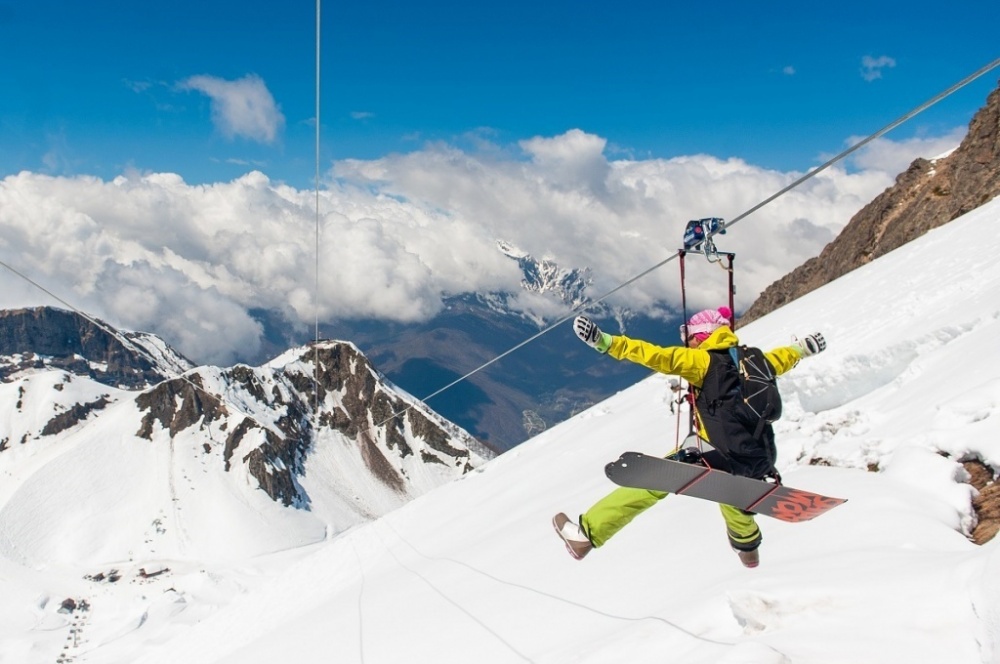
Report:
695,345,783,478
727,345,782,439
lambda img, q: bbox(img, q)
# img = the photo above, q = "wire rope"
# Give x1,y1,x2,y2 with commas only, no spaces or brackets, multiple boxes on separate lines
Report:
376,56,1000,428
349,539,368,664
313,0,323,421
379,519,737,648
371,521,534,661
717,57,1000,237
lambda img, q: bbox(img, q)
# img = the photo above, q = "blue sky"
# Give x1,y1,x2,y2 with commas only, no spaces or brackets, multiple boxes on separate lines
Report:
2,0,998,186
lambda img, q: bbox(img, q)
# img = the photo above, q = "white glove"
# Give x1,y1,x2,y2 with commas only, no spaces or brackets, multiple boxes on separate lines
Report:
793,333,826,357
574,316,611,353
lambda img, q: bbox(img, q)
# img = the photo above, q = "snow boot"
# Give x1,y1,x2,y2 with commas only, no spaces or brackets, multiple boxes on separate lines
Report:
552,513,593,560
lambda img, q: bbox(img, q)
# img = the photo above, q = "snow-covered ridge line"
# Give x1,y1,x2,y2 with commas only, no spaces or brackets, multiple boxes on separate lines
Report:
0,321,490,571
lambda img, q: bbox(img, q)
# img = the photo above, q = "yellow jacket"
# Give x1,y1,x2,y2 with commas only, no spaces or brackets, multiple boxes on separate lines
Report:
606,326,802,387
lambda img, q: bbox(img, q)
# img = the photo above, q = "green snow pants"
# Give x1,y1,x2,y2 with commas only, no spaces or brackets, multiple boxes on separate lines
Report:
579,485,762,551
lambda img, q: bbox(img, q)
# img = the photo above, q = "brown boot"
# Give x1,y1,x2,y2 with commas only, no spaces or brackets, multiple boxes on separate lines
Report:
735,547,760,568
552,513,593,560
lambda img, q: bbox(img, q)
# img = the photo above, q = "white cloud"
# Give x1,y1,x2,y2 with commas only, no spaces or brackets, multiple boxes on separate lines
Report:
783,66,796,76
861,55,896,82
844,127,965,173
179,74,285,144
1,127,954,364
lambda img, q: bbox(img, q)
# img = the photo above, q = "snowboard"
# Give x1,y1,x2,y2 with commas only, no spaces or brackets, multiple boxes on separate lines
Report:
605,452,846,522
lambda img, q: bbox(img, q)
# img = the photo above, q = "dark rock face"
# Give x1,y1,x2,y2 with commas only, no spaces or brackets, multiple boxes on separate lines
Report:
136,374,227,439
289,343,478,486
740,80,1000,325
0,307,186,387
964,460,999,545
40,396,112,436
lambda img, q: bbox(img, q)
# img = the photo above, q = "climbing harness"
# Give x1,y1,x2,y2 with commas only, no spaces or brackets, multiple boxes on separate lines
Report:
676,217,736,450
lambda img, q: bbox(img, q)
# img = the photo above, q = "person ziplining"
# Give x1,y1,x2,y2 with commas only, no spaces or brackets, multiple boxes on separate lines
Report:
553,218,837,568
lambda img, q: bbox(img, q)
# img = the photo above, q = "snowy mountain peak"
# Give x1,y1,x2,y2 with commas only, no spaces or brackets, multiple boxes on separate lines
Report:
496,239,592,308
129,338,491,510
495,238,529,260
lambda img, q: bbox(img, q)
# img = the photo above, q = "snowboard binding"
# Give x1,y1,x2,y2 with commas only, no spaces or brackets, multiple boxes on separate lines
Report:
667,446,703,465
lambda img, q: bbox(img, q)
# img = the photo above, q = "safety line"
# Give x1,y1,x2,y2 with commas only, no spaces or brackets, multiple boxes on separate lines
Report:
0,261,122,348
0,259,216,404
313,0,322,421
380,519,737,648
376,56,1000,428
371,522,534,661
349,539,368,664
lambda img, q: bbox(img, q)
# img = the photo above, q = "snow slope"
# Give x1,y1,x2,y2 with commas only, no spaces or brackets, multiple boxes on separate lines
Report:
4,197,1000,663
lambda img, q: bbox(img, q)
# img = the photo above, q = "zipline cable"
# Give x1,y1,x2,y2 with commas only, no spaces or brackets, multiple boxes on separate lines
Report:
376,56,1000,428
2,59,996,440
379,519,737,648
314,0,323,419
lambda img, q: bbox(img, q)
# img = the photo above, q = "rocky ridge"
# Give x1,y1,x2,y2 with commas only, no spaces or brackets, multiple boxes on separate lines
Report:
740,79,1000,325
0,307,190,387
0,307,490,513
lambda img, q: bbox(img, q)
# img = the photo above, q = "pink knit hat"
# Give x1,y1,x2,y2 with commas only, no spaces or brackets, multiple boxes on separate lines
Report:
681,306,732,342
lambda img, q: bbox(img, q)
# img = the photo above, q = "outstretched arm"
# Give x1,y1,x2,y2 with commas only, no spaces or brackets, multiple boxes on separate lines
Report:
606,335,709,384
573,316,708,383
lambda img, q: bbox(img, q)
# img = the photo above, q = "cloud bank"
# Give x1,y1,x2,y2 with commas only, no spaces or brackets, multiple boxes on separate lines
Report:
0,129,960,364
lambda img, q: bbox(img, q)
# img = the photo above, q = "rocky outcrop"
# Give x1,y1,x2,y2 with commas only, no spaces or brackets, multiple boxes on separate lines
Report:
964,460,999,544
740,80,1000,325
290,343,479,478
734,84,1000,547
136,374,227,439
41,396,112,436
0,307,188,387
